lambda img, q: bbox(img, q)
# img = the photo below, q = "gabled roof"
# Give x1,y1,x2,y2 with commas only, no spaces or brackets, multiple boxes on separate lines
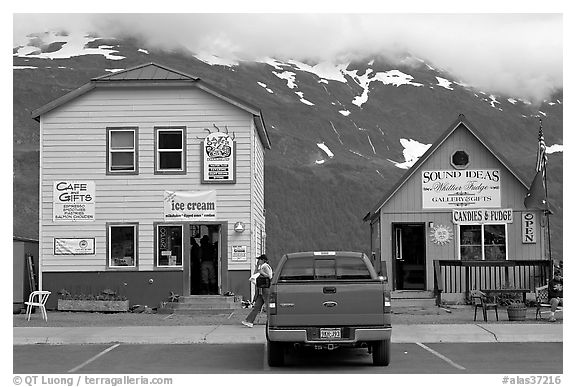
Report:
92,62,197,81
31,63,271,149
364,114,532,222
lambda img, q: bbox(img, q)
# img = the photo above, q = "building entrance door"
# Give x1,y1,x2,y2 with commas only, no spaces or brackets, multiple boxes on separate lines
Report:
393,223,426,290
189,224,221,295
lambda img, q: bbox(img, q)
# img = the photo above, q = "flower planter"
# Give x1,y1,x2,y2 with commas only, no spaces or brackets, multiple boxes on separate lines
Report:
507,306,527,321
58,299,129,312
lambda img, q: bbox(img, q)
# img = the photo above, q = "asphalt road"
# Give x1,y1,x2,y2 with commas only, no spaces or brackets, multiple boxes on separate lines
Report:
13,342,562,374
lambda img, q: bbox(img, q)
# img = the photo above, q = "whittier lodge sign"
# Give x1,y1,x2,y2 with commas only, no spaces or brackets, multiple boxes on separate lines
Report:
422,169,501,209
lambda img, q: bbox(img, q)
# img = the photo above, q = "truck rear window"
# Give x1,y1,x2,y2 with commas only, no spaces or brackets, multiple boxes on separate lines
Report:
278,256,372,281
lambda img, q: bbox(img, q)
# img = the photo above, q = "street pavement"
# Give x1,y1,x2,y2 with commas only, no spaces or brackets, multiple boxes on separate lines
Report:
13,323,563,346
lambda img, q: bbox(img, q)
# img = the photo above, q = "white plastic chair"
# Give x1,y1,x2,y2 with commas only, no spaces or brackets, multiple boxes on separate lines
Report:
25,290,51,321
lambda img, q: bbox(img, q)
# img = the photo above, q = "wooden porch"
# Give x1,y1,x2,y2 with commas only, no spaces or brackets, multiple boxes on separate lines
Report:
433,259,553,305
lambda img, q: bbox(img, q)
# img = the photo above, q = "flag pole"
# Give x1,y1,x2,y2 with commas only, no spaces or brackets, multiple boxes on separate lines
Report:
540,118,553,280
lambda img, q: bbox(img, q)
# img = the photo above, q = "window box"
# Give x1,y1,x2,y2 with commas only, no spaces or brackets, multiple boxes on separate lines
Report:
57,288,129,312
57,299,129,312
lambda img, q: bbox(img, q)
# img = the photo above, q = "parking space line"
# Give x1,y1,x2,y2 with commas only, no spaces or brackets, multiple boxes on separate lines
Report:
416,342,466,370
67,344,120,373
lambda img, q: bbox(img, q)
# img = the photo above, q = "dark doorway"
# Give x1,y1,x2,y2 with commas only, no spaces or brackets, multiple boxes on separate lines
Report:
189,224,220,295
393,223,426,290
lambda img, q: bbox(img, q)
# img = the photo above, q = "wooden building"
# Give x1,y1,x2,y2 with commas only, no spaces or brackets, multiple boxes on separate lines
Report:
32,63,271,308
364,115,550,303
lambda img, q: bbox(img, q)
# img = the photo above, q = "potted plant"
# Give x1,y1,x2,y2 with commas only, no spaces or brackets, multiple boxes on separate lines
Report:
506,301,528,321
57,288,129,312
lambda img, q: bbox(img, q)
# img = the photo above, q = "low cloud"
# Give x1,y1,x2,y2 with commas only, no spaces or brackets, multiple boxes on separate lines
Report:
13,13,562,102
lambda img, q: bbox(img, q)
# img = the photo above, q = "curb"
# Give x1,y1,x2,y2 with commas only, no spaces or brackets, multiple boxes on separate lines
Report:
13,324,563,346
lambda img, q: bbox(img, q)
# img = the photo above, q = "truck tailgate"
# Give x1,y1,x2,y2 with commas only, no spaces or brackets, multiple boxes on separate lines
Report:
272,281,385,326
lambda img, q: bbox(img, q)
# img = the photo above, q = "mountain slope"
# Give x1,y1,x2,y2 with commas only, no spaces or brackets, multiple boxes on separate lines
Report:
13,32,563,264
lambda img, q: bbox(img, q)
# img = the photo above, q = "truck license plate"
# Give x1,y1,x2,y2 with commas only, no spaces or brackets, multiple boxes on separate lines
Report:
320,328,341,339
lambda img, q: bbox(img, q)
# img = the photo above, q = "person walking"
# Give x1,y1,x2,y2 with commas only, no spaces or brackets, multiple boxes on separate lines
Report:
242,254,273,328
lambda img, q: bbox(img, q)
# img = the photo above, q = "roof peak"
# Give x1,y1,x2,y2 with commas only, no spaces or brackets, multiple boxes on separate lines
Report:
93,62,199,82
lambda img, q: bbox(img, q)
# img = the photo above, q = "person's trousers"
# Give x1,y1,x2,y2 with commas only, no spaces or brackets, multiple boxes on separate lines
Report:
246,288,270,323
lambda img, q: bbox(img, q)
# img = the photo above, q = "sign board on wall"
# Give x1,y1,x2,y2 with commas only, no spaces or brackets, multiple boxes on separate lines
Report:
521,212,537,244
231,245,248,261
54,238,95,255
202,132,236,183
452,209,513,224
53,181,95,221
164,190,217,220
422,169,501,208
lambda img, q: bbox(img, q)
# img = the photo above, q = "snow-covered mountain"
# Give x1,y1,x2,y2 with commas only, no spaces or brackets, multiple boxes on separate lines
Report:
13,31,564,261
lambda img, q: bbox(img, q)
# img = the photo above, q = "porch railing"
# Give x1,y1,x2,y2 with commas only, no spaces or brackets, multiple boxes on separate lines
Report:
433,259,552,305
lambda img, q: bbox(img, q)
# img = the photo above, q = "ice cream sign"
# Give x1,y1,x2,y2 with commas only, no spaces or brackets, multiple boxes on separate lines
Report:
53,181,95,221
164,190,217,220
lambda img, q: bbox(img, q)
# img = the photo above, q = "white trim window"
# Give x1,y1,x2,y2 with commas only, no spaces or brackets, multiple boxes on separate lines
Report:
156,224,183,267
108,224,137,268
108,128,137,173
459,224,507,261
155,127,185,173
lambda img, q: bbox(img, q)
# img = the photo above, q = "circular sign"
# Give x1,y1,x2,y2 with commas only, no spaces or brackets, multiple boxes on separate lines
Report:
430,224,453,245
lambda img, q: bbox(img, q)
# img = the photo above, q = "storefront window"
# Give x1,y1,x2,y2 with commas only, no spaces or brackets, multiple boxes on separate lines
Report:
460,225,482,260
108,224,137,268
459,224,507,261
484,224,507,260
157,225,183,267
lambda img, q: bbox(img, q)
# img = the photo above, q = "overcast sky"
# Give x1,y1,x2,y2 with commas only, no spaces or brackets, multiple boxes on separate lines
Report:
12,12,563,103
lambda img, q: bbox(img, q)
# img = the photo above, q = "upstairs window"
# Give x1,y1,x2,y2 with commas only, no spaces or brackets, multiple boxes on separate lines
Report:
155,127,186,174
107,128,138,174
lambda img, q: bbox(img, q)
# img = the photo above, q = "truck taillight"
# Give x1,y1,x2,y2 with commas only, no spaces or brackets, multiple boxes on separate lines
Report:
268,291,277,315
384,290,391,313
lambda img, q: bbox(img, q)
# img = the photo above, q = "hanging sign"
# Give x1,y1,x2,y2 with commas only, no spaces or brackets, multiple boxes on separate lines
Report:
202,131,236,183
164,190,217,220
422,169,501,208
54,238,95,255
53,181,95,221
521,212,537,244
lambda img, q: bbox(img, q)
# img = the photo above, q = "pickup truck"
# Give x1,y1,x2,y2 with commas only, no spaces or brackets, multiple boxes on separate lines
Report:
266,251,392,366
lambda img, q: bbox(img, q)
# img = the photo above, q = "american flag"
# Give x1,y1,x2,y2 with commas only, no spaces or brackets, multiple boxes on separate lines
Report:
535,120,547,173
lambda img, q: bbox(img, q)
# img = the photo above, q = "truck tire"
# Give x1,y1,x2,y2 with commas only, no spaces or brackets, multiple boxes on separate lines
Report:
267,340,285,367
372,339,390,366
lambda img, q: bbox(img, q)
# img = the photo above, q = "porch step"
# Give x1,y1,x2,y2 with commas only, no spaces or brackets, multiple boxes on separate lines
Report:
159,295,243,315
391,290,437,308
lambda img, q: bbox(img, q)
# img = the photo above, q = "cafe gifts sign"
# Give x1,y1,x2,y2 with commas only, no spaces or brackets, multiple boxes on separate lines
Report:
53,181,95,221
164,190,217,220
422,169,501,209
